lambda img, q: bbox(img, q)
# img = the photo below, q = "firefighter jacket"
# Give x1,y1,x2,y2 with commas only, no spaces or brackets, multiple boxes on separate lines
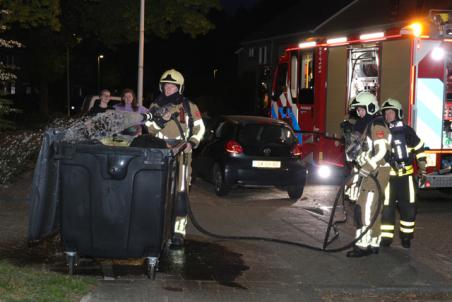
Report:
386,121,427,177
356,117,391,177
147,94,205,148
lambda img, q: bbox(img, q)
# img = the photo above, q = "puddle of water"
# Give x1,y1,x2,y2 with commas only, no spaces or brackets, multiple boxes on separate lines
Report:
159,239,249,289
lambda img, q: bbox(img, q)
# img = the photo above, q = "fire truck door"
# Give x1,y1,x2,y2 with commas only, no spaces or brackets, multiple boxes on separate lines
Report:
380,39,411,122
326,46,347,137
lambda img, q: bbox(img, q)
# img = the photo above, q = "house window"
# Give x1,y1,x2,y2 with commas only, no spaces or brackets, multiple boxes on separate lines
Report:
258,46,268,65
248,47,255,57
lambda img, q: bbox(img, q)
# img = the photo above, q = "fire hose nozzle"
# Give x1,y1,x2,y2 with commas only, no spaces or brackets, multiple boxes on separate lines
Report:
142,113,153,122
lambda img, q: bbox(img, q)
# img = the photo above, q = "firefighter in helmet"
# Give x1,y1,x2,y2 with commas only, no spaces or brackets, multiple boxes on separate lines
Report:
344,92,380,202
380,98,426,248
146,69,205,248
346,92,392,257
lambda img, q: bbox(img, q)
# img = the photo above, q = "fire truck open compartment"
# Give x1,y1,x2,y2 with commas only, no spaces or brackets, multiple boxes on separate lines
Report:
347,46,380,101
442,48,452,151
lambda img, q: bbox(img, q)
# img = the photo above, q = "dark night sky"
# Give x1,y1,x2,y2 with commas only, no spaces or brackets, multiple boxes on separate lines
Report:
220,0,260,14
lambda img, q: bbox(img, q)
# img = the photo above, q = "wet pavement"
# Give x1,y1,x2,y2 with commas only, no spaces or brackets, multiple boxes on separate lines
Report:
1,172,452,301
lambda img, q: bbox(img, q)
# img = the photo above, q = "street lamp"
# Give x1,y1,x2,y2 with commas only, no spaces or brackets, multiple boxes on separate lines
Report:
97,54,104,92
137,0,145,105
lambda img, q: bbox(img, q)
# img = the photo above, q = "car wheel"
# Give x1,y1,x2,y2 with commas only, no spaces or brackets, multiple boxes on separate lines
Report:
213,164,229,196
287,184,304,200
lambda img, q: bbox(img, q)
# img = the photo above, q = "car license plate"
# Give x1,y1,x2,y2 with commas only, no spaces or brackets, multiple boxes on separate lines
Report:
252,160,281,168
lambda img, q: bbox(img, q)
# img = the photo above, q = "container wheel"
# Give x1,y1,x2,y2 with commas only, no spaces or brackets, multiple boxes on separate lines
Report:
65,252,77,275
146,257,158,280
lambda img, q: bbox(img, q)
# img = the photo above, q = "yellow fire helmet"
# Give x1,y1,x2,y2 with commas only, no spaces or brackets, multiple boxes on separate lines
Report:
382,98,404,119
159,69,184,93
350,91,379,115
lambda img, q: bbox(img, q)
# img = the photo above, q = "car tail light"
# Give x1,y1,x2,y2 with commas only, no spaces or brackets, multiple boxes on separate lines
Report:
225,140,243,154
291,144,303,156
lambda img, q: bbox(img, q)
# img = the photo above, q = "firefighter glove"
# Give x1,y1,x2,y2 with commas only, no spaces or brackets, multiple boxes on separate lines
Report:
356,153,367,166
417,160,427,177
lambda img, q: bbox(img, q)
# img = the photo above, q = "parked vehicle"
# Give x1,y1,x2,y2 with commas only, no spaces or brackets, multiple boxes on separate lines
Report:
192,115,307,199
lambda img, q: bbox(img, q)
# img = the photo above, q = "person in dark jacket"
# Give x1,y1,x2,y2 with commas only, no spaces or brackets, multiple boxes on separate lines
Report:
87,89,114,116
380,98,427,249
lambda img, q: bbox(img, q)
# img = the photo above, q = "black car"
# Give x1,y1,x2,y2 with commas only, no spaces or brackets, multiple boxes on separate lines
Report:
192,115,307,199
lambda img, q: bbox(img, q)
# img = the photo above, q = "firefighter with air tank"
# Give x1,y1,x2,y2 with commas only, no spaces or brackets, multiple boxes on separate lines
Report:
379,98,427,249
345,92,392,257
146,69,205,249
343,92,381,202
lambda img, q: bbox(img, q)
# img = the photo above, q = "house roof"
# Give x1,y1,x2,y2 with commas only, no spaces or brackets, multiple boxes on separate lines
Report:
242,0,452,44
313,0,452,37
242,0,354,44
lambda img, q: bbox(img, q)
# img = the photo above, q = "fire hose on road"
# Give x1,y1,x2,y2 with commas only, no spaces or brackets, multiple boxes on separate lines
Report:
186,172,383,253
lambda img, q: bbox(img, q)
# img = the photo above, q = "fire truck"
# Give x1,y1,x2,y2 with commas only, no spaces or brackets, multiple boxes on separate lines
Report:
270,9,452,188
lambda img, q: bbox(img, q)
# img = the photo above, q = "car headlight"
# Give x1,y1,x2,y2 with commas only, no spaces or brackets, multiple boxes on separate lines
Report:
318,165,332,179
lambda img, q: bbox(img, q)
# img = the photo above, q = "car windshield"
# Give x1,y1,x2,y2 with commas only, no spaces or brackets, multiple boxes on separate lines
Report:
238,124,295,145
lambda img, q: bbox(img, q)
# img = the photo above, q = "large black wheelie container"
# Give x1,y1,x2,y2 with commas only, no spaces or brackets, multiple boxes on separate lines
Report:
28,130,185,278
55,141,182,262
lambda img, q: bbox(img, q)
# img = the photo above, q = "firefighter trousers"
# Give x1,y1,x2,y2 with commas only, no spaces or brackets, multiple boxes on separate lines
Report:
345,166,361,202
380,174,417,243
354,165,390,249
173,151,192,237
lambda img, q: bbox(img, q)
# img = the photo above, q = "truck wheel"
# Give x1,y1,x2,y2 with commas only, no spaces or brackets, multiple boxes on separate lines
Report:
287,184,304,200
213,164,229,196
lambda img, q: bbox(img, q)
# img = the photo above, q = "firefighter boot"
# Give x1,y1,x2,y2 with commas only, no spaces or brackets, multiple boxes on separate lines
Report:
346,246,379,258
401,238,411,249
380,238,393,247
170,233,185,250
170,216,188,250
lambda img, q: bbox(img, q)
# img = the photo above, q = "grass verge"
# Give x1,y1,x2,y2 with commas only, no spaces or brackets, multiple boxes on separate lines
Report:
0,259,95,302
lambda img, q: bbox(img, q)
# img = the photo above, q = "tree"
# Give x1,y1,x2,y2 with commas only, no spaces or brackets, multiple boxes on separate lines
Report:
60,0,221,47
0,0,61,116
0,1,61,125
0,36,22,129
0,0,61,31
3,0,221,115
